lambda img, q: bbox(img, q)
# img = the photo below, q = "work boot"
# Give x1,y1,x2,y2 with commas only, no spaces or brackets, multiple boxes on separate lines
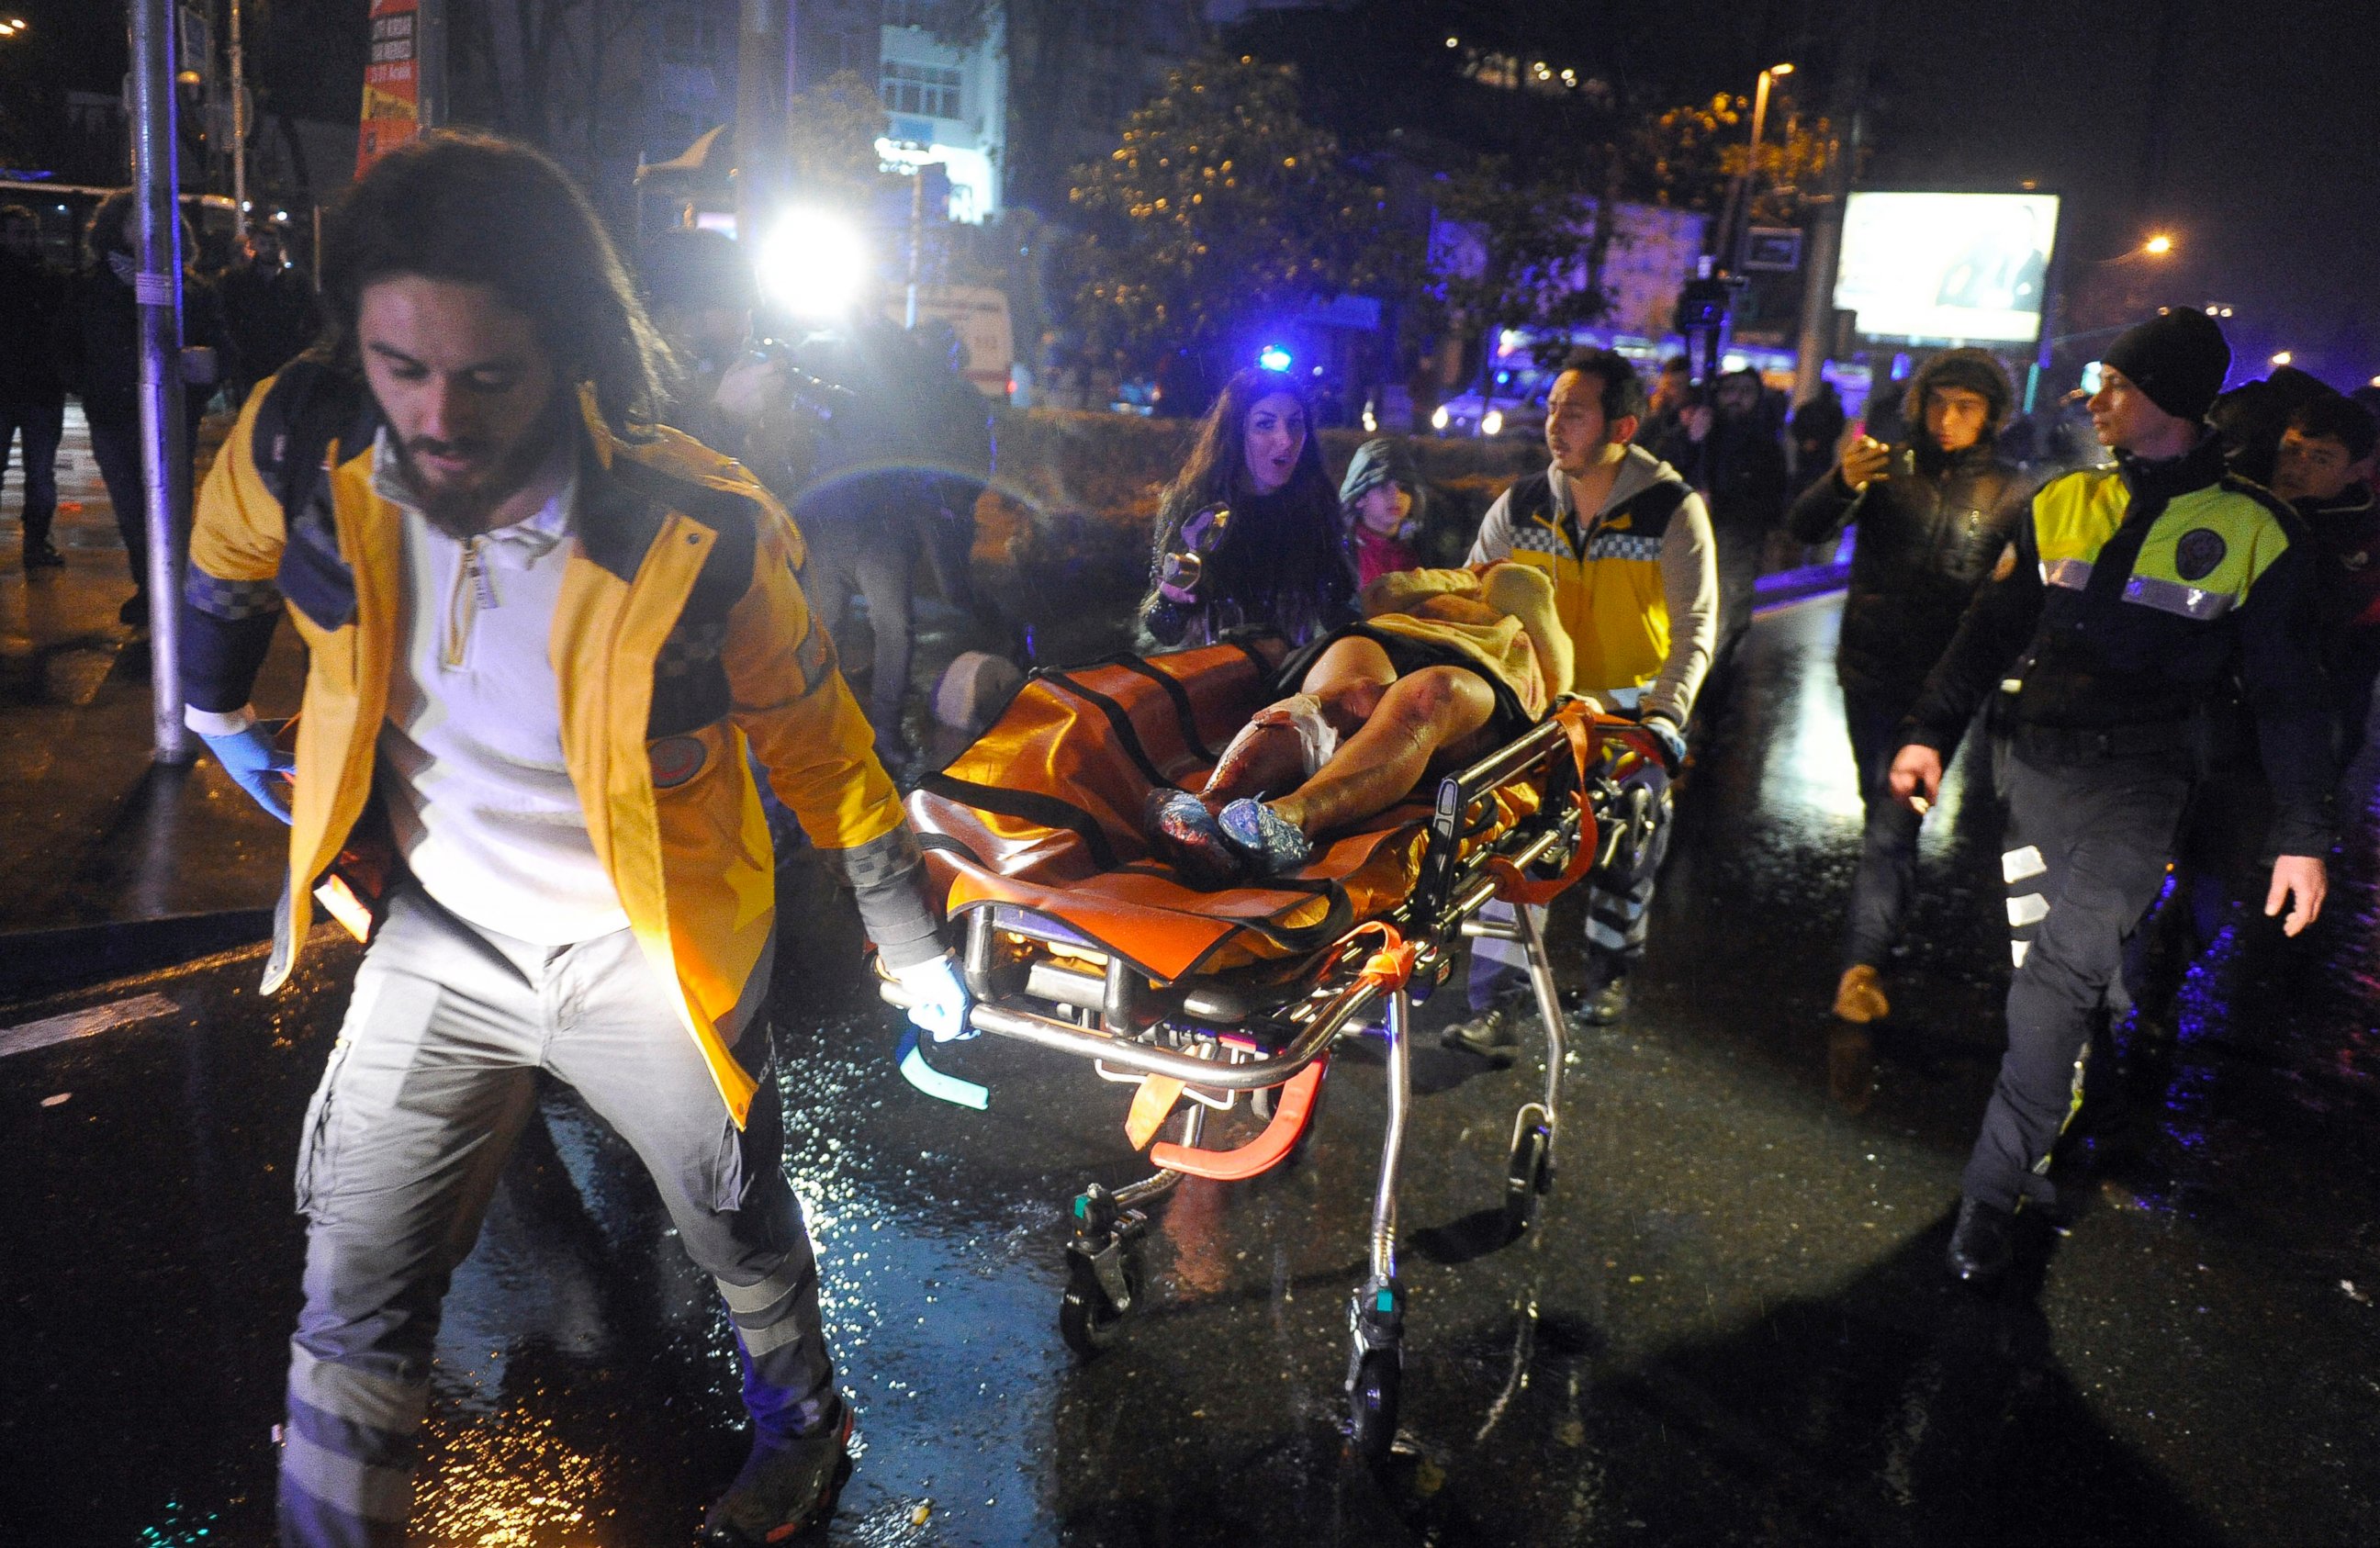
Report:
1441,1001,1522,1066
1833,963,1890,1024
1945,1196,2015,1284
701,1400,854,1545
23,541,63,570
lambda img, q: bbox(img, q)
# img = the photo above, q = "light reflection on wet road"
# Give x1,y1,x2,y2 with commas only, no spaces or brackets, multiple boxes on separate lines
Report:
6,594,2379,1546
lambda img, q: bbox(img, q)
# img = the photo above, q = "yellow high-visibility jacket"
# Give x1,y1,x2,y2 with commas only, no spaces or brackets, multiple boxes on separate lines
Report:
1466,446,1717,725
185,363,910,1126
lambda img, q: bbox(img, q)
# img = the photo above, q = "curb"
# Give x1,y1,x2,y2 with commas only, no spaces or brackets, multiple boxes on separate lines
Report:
1752,561,1852,610
0,909,274,1002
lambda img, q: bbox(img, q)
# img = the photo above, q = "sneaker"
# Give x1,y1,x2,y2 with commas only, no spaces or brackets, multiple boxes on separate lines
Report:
701,1399,854,1545
1217,797,1313,877
1144,787,1241,885
1833,963,1890,1024
1441,1002,1521,1065
1566,969,1630,1026
23,542,64,570
1945,1195,2015,1283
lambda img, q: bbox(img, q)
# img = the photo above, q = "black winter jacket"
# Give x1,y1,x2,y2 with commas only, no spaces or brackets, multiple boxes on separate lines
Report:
1787,440,2027,701
0,249,65,402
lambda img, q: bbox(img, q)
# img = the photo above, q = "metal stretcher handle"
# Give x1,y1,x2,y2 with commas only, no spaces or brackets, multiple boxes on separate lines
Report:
894,1026,991,1110
1150,1058,1328,1180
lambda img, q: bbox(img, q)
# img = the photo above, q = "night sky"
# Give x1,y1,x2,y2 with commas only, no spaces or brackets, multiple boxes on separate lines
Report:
11,0,2374,384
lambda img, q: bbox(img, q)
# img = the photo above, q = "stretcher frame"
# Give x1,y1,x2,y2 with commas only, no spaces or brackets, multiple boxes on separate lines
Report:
882,681,1660,1464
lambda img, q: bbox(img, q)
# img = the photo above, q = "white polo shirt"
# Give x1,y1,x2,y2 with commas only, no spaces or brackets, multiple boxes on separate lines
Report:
373,440,630,944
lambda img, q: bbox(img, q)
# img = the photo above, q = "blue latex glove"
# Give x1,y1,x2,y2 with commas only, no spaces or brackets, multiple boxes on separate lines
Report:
199,723,295,823
892,951,974,1042
1641,712,1689,776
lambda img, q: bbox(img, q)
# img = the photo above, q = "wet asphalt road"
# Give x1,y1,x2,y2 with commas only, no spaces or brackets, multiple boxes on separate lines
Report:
6,594,2380,1547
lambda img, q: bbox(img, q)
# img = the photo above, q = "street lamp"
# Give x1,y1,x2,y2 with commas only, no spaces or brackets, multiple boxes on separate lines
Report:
2272,351,2293,366
0,17,28,36
2142,232,2174,256
1720,62,1793,273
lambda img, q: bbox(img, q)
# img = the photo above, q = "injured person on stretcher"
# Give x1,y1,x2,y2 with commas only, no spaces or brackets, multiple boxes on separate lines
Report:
1146,561,1575,882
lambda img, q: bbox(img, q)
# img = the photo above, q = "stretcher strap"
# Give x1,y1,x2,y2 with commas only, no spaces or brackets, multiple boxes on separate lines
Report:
915,770,1121,872
1335,921,1418,993
1111,656,1217,762
1484,713,1644,908
1041,670,1171,791
1150,1059,1329,1181
1125,1074,1185,1150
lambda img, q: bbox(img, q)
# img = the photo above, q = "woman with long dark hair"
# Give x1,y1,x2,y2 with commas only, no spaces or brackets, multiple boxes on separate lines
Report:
1139,367,1355,648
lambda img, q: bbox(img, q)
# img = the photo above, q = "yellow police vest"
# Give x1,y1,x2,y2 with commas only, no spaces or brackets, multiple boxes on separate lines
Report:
2032,466,2291,620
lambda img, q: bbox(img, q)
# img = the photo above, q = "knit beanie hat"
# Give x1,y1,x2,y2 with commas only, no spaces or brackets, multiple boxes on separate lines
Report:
2103,308,2230,424
1339,437,1425,521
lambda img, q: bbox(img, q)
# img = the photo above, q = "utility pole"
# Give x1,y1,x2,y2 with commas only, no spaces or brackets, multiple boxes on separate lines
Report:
736,0,787,240
418,0,446,129
1791,0,1879,409
228,0,246,239
129,0,193,764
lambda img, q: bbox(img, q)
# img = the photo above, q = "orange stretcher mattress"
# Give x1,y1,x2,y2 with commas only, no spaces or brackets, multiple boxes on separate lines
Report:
906,640,1555,983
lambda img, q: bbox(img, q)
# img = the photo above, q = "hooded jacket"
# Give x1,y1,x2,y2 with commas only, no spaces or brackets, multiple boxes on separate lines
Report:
1787,439,2029,702
1466,444,1717,725
184,361,928,1126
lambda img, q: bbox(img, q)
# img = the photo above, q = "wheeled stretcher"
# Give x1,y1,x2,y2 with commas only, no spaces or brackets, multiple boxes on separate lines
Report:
878,637,1663,1461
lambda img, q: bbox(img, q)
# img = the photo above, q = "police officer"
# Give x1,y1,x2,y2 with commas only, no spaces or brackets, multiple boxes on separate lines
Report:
1889,308,2331,1282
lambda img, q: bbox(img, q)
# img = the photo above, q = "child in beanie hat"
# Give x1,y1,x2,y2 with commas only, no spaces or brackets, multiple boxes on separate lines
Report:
1339,437,1429,586
2101,307,2231,424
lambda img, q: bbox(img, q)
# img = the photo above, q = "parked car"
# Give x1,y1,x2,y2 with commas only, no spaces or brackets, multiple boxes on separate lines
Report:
1430,383,1549,440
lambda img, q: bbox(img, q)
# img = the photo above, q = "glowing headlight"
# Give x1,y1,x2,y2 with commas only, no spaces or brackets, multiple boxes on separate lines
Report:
756,209,868,320
1431,404,1451,432
1481,409,1504,437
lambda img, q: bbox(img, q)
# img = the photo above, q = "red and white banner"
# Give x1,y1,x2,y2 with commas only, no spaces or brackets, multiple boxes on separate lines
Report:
355,0,421,176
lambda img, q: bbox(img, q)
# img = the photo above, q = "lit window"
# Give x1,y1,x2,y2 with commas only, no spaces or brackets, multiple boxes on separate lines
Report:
881,59,963,120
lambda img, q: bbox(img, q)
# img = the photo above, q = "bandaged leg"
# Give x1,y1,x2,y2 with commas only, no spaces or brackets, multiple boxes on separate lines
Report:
1204,692,1342,804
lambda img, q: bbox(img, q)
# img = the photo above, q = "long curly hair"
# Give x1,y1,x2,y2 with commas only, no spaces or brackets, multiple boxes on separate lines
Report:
1145,368,1351,635
318,130,672,433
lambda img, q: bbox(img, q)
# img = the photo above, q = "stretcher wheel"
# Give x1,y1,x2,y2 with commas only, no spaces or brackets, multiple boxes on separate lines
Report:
1348,1348,1401,1466
1503,1123,1553,1238
1059,1244,1143,1357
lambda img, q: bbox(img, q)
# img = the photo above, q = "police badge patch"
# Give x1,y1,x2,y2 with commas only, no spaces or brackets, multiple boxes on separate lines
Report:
2173,528,2228,582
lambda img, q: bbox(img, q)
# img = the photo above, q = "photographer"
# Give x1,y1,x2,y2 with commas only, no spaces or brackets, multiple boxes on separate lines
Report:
1787,349,2029,1025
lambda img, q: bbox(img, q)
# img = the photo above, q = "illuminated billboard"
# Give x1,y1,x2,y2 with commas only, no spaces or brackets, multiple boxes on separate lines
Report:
1834,192,2060,344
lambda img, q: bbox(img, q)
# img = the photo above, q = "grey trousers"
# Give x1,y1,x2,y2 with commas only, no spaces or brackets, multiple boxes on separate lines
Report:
1468,757,1675,1008
277,883,832,1547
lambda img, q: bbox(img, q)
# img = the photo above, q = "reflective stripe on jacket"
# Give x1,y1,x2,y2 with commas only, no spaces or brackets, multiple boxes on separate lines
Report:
1466,448,1717,723
2031,466,2290,619
187,365,905,1126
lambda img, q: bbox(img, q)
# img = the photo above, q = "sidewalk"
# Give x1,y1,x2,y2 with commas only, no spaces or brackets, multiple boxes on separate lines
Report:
0,404,298,995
